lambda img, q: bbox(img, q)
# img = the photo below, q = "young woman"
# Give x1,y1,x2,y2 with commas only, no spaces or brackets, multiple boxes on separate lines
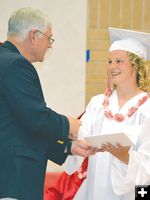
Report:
64,28,150,200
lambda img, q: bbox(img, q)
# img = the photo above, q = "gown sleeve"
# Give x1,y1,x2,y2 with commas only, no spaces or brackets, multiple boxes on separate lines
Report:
112,117,150,195
63,97,95,174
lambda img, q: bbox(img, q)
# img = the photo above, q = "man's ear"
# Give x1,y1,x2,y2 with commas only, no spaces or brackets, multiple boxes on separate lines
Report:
28,29,38,44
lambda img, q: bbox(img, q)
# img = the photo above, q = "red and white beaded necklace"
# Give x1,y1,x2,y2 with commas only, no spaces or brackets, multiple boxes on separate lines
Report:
103,88,149,122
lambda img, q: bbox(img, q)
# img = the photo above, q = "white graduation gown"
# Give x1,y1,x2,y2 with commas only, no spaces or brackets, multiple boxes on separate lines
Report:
64,91,150,200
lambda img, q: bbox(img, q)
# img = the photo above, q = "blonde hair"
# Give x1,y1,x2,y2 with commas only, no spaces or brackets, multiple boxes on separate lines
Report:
128,52,150,92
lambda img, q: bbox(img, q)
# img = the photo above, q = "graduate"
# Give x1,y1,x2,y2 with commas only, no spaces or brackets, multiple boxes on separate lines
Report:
63,27,150,200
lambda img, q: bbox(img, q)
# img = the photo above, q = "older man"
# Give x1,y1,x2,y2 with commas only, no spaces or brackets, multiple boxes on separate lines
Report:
0,7,93,200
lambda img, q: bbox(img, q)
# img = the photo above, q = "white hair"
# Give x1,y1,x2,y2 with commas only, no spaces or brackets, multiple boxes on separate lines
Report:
7,7,51,40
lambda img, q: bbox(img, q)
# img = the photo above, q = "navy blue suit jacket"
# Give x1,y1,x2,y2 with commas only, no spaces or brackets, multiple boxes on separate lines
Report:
0,41,70,200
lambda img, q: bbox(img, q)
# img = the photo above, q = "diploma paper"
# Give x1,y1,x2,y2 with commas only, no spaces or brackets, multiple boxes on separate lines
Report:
84,132,133,148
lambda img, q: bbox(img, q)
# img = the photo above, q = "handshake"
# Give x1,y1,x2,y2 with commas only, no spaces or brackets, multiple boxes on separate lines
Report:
67,116,97,157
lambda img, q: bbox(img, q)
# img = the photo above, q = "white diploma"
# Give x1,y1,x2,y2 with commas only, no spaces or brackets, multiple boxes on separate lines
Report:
84,117,150,148
84,132,133,148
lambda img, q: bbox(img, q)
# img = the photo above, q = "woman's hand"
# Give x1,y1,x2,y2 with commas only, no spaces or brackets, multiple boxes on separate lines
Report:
98,143,130,164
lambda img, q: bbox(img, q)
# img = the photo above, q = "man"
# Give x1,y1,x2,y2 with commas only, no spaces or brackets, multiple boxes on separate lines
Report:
0,7,92,200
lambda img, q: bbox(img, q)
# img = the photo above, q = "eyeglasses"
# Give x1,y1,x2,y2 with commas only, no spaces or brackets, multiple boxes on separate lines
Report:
36,30,55,45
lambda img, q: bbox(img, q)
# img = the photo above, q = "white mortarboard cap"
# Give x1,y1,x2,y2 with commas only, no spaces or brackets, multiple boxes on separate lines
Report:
109,27,150,60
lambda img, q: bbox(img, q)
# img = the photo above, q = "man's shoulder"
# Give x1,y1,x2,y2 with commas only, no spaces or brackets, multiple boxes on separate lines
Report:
0,47,33,70
0,45,24,65
0,50,36,82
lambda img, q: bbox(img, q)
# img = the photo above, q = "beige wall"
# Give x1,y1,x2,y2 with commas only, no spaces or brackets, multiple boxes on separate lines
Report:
86,0,150,104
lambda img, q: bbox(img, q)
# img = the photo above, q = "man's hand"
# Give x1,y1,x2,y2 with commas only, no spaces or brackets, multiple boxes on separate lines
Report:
67,116,82,140
71,139,97,157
